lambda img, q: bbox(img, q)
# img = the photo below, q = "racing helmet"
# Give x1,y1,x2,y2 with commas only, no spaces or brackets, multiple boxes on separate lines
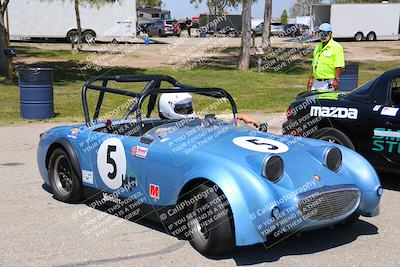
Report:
159,93,194,120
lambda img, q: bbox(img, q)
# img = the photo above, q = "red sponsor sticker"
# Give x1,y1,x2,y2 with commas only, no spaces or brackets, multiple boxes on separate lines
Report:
149,184,160,200
131,146,138,156
131,146,148,158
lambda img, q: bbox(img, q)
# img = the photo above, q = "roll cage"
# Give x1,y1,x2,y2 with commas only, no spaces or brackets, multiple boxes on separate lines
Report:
81,74,238,135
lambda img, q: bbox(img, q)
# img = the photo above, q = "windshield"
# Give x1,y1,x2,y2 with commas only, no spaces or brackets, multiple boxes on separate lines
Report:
144,117,238,140
144,115,257,139
349,78,377,96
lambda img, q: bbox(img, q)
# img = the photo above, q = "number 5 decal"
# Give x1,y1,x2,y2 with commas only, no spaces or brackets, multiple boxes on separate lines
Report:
97,138,126,189
107,145,117,180
233,136,289,153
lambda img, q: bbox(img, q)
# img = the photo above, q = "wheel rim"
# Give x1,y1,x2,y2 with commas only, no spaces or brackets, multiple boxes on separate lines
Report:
53,155,73,196
356,34,362,41
368,34,374,41
85,33,95,43
189,198,210,242
69,34,78,43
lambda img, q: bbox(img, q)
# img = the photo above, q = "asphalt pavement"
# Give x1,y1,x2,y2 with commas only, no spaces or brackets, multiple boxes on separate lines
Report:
1,120,400,267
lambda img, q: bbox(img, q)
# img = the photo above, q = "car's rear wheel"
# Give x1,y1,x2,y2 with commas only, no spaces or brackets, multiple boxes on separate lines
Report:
312,127,355,150
67,30,79,43
185,183,234,255
83,30,96,43
367,32,376,41
354,32,363,42
48,148,82,203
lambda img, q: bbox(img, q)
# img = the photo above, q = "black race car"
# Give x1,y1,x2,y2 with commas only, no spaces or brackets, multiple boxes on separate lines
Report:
283,68,400,174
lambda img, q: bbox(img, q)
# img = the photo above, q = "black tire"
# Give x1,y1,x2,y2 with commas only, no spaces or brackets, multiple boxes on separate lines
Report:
48,148,82,203
83,30,96,43
158,29,163,37
185,184,234,255
66,30,79,43
367,32,376,41
312,127,355,150
354,32,363,42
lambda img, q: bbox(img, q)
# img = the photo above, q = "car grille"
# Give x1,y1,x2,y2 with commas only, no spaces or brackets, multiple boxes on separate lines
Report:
297,185,360,221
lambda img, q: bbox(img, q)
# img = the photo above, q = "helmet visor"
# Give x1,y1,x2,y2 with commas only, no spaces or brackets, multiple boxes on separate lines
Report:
174,101,193,115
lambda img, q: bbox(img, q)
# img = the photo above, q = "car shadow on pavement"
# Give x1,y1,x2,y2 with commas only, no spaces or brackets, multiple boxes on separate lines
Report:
211,220,378,265
379,172,400,192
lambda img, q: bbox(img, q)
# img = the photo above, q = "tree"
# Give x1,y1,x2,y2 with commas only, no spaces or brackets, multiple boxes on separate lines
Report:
74,0,83,49
237,0,251,70
290,0,320,16
190,0,239,16
71,0,119,50
0,0,11,79
137,0,162,8
261,0,272,51
281,9,288,25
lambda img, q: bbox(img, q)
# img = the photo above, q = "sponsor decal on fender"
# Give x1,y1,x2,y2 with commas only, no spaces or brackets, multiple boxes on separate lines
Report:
372,128,400,154
149,184,160,200
131,146,148,159
82,170,94,185
310,106,358,120
67,128,79,139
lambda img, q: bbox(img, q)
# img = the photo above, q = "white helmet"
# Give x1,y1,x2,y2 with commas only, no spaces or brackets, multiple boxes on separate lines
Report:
159,93,194,120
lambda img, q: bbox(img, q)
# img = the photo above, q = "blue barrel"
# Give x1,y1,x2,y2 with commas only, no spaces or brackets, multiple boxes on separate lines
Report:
339,64,359,92
19,68,54,120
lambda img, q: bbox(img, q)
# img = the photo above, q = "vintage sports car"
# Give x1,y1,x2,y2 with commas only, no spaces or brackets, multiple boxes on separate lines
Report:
283,68,400,174
38,75,382,255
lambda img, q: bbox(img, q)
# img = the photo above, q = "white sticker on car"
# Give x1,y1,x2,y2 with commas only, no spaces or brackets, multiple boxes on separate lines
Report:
82,170,94,185
373,105,381,112
97,138,127,190
310,106,358,119
232,136,289,154
380,107,399,117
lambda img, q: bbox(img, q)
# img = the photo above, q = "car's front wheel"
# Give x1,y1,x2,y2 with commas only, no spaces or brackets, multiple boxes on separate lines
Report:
312,127,355,150
185,183,234,255
48,148,82,203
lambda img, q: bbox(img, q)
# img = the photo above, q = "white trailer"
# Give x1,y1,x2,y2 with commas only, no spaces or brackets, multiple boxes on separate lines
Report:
311,3,400,41
8,0,137,43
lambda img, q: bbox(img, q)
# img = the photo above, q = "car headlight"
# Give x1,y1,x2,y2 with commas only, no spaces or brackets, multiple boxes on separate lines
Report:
262,155,284,182
324,147,342,172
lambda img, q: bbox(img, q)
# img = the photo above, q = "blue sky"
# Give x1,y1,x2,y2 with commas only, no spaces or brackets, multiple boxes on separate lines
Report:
163,0,296,20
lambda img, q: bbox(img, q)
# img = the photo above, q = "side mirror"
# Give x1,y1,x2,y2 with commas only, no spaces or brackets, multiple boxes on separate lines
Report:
259,123,268,133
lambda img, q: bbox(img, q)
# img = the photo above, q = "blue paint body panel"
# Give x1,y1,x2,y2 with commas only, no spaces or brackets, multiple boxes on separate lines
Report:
37,119,382,247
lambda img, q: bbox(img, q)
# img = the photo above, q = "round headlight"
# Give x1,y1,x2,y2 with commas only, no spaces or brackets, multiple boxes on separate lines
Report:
324,147,342,172
263,156,284,182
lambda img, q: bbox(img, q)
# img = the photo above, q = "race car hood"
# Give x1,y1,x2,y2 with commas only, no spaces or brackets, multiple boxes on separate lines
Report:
156,123,360,191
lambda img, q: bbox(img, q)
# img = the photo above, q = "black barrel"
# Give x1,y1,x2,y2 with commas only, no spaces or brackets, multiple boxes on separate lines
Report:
18,68,54,120
339,64,359,92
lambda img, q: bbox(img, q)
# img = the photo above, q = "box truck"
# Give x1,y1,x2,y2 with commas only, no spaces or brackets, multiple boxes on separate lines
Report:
312,3,400,41
8,0,137,43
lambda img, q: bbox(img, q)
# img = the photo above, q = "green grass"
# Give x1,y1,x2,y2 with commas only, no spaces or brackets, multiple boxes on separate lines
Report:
0,47,398,125
381,48,400,56
14,46,90,61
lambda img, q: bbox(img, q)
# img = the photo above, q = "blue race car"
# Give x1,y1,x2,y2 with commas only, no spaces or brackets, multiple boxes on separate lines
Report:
38,75,382,255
